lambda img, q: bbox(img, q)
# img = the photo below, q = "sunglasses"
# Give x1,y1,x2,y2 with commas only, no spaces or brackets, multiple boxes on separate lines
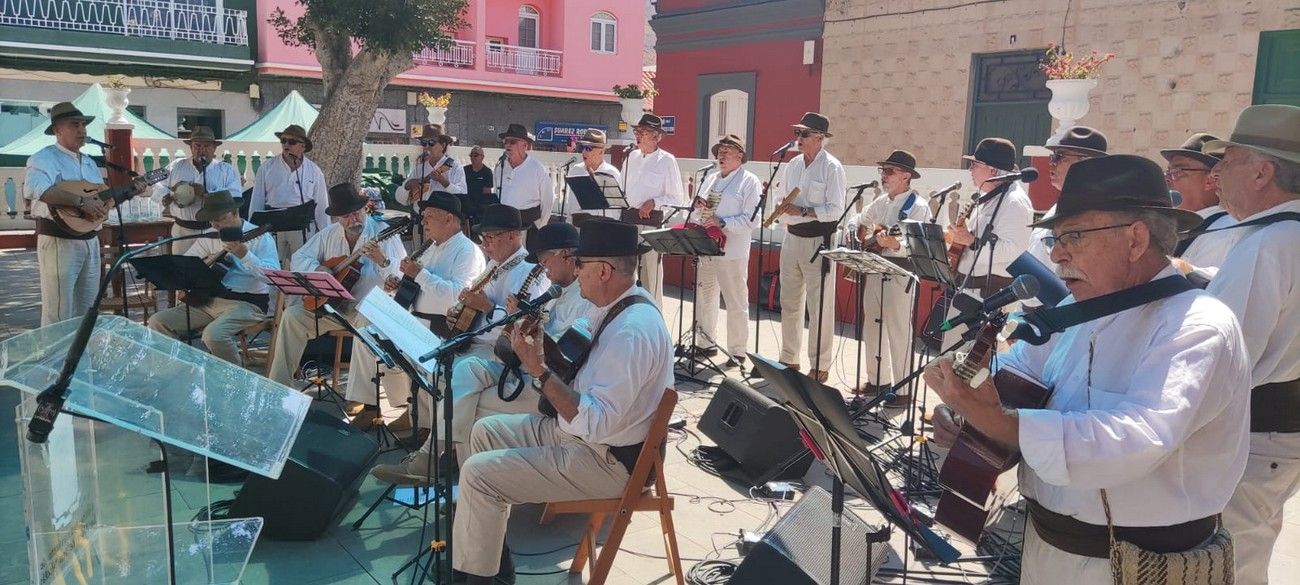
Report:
580,145,602,152
503,138,525,146
793,130,821,138
1049,152,1087,164
880,167,900,176
280,138,302,146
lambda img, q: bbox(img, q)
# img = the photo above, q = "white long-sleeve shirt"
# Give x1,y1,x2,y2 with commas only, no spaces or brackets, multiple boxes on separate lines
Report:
23,144,104,221
695,167,761,259
184,220,279,294
564,161,623,219
476,247,550,346
1207,199,1300,389
1179,205,1240,274
291,217,406,300
847,189,932,258
781,148,847,227
410,231,485,317
622,147,686,211
250,155,329,232
1001,266,1250,526
153,158,244,222
397,154,467,206
497,155,554,228
956,182,1034,279
563,285,673,447
545,281,596,338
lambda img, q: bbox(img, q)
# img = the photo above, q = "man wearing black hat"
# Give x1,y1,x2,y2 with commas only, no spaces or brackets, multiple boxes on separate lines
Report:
450,219,672,585
621,113,686,305
249,124,330,264
776,111,847,382
495,123,554,230
1026,127,1109,270
926,155,1249,583
344,193,487,433
398,124,466,208
266,183,407,387
147,192,279,366
151,126,244,255
846,150,931,399
948,137,1035,295
1162,132,1239,272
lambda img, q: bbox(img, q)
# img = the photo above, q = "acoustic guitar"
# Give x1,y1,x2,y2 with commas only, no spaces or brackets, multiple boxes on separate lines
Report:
49,168,170,237
944,198,978,270
180,224,273,307
302,217,411,312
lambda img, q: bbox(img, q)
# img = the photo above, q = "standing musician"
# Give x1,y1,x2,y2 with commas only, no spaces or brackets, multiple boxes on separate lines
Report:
462,145,495,229
398,124,465,208
845,150,931,402
776,112,846,383
927,155,1249,584
146,192,278,366
563,128,622,221
1203,105,1300,585
266,183,405,387
495,124,554,231
450,219,672,584
948,137,1034,294
1163,133,1238,273
24,102,142,326
344,193,485,435
152,126,243,254
621,113,686,305
692,134,760,368
1026,127,1108,270
248,124,330,264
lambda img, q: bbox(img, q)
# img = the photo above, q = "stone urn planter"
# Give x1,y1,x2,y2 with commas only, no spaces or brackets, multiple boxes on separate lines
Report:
619,97,644,125
1045,78,1097,143
426,106,447,126
105,86,131,125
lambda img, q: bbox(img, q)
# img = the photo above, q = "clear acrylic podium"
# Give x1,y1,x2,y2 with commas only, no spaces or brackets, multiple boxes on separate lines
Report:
2,315,312,584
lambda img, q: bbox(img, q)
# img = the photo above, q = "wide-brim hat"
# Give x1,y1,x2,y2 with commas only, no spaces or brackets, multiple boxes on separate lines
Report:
1028,155,1203,231
498,123,535,144
195,191,241,222
1046,126,1108,158
963,137,1018,172
274,124,313,152
634,114,664,132
710,134,746,158
1160,132,1223,168
183,125,223,146
792,112,832,137
526,222,580,263
575,218,651,258
419,191,463,220
324,182,367,216
479,204,526,232
876,149,921,179
577,128,608,147
1204,105,1300,165
44,102,94,135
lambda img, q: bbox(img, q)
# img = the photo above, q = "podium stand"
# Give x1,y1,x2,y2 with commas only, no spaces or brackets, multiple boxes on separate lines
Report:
2,315,311,584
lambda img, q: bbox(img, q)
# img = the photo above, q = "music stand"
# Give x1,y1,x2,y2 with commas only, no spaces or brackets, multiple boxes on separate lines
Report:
129,254,227,349
251,202,316,234
567,173,630,225
900,220,957,288
641,227,725,380
264,269,354,409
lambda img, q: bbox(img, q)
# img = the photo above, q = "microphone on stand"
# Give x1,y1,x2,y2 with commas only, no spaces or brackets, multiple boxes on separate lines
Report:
87,137,115,150
518,284,562,315
938,275,1040,332
562,156,578,169
985,167,1039,184
849,180,879,191
695,162,716,174
771,140,796,159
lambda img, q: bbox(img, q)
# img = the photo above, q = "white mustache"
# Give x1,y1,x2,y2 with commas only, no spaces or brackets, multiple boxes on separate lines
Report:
1056,267,1084,280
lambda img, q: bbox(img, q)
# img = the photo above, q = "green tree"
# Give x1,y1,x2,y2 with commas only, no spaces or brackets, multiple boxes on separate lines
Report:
270,0,468,185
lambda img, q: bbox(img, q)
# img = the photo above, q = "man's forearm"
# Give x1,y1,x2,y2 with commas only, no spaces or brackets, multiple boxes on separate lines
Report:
539,373,581,421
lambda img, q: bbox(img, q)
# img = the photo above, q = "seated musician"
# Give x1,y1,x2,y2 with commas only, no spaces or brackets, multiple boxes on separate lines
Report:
925,155,1250,583
370,221,591,485
450,219,673,584
266,183,406,387
146,192,278,366
344,193,485,439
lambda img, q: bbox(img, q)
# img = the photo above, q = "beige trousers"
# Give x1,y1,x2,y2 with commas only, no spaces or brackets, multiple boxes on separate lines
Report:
266,303,348,386
860,273,914,386
147,297,266,365
36,234,100,326
168,223,205,256
1019,520,1112,584
452,413,630,577
779,233,835,370
639,247,664,307
1223,431,1300,585
696,256,749,355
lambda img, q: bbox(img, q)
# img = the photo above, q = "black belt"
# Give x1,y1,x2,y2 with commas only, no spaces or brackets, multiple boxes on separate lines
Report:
608,442,643,475
216,291,270,313
514,205,542,226
1251,378,1300,432
1027,499,1216,559
785,220,838,238
175,218,208,230
35,218,99,240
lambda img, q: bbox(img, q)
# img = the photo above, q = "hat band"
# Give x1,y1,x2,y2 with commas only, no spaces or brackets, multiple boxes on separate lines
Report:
1230,133,1300,154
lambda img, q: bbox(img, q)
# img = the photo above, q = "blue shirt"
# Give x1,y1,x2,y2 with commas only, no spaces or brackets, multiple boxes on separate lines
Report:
24,144,104,221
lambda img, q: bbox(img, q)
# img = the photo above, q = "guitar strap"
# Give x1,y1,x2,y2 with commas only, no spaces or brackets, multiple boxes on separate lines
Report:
1010,275,1196,346
537,294,658,417
1174,211,1300,256
897,191,917,223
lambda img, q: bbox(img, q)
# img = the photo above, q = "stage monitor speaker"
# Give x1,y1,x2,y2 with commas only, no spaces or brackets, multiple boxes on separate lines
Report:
230,409,379,540
730,486,889,585
698,378,812,485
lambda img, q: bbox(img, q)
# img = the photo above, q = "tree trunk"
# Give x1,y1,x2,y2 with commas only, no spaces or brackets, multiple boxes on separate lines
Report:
308,44,413,187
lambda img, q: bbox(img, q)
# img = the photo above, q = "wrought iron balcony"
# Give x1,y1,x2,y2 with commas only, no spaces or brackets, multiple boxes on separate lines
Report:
1,0,249,46
411,39,475,69
485,43,562,77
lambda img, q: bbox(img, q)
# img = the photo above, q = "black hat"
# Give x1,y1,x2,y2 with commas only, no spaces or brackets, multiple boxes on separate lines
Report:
44,102,94,135
195,191,241,222
479,204,526,232
1046,126,1108,157
1159,132,1223,168
792,112,832,137
575,218,651,257
274,124,313,152
1028,155,1203,231
710,134,746,158
526,222,579,263
876,149,921,179
497,123,535,144
419,191,463,219
324,182,367,216
634,114,664,132
963,137,1018,172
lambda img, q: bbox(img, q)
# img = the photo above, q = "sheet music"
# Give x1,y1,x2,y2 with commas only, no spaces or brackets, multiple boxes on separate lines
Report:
820,247,914,280
357,290,443,374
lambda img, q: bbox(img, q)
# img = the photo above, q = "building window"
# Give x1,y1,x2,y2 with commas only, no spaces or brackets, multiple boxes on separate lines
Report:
177,108,224,138
709,89,749,147
590,12,616,54
518,6,539,48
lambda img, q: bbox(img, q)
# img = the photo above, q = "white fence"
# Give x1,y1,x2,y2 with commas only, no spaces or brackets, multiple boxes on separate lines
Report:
1,0,249,46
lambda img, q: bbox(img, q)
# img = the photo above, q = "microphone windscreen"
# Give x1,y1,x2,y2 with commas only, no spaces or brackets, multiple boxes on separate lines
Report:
1019,167,1040,182
219,226,244,242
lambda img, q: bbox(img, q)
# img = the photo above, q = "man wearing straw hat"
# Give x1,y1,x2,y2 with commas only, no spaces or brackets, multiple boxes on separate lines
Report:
1203,104,1300,585
249,124,330,264
621,113,686,306
151,125,243,254
563,128,621,221
398,124,465,208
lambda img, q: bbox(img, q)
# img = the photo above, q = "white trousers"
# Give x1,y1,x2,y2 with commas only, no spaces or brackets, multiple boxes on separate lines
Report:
344,315,413,419
1019,521,1111,584
639,247,663,307
37,234,100,326
147,297,266,365
266,303,348,386
1223,431,1300,585
860,273,914,385
779,233,835,370
169,223,205,255
696,256,749,356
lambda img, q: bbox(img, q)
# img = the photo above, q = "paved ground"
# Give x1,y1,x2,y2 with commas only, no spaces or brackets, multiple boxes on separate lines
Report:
0,246,1296,584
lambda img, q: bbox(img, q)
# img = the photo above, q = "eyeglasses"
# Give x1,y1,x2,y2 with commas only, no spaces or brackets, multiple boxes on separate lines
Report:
1049,152,1087,165
633,128,657,136
575,258,615,270
580,145,601,152
480,232,504,243
280,138,302,146
1040,223,1135,249
1164,167,1211,180
793,130,821,138
880,167,899,176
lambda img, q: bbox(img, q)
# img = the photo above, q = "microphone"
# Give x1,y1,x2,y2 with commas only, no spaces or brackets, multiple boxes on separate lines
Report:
218,226,244,242
938,275,1040,332
849,180,879,190
562,156,578,168
771,140,796,158
986,168,1039,184
934,181,962,198
696,162,716,174
519,284,562,314
87,137,115,150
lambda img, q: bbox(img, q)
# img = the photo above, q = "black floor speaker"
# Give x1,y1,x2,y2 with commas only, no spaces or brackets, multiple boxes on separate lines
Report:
230,409,379,540
698,378,813,485
731,486,889,585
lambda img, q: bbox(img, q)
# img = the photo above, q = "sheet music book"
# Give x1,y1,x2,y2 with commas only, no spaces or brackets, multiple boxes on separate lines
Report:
356,290,443,375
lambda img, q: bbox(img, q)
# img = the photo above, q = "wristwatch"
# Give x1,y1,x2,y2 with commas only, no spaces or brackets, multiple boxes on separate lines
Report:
800,207,810,218
531,370,553,392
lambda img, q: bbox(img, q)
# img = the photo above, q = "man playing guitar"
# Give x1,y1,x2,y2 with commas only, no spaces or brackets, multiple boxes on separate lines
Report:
398,124,465,209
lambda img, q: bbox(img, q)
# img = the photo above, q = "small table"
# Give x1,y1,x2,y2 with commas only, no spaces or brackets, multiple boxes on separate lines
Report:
98,217,174,318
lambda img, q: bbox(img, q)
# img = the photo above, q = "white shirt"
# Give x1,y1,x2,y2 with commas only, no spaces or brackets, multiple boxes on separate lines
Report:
153,158,244,222
1179,205,1240,274
847,189,932,258
497,155,555,228
291,216,406,300
477,247,551,346
1207,199,1300,388
780,148,847,227
563,285,673,447
696,167,762,259
411,231,485,317
622,147,686,210
1026,203,1058,271
957,182,1034,278
1003,266,1250,526
397,154,467,206
250,155,330,232
564,161,623,219
545,281,596,338
23,144,104,221
185,220,279,294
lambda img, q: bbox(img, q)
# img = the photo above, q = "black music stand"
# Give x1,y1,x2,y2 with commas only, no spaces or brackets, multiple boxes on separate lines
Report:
641,226,726,381
252,202,317,260
264,269,355,410
128,254,226,349
567,173,629,225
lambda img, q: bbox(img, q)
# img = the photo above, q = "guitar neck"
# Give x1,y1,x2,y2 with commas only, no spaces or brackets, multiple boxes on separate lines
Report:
407,239,436,262
954,314,1006,383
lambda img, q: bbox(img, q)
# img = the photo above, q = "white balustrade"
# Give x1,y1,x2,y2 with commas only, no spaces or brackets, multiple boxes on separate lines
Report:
412,39,476,69
1,0,248,46
484,43,562,77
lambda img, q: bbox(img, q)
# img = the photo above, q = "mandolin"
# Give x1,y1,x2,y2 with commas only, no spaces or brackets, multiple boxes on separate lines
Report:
853,224,903,253
303,217,411,312
181,224,273,307
49,168,170,236
437,254,524,337
761,187,801,228
391,238,437,309
944,197,978,269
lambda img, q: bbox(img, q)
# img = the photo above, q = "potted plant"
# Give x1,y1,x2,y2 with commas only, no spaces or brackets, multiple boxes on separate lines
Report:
613,84,656,124
418,91,452,125
104,75,132,125
1040,43,1115,140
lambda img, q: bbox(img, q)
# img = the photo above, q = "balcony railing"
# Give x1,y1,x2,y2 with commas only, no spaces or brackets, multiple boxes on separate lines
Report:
411,39,475,69
485,44,562,77
1,0,249,46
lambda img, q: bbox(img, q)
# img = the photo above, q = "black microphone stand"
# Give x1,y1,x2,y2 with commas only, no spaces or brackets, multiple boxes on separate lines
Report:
804,185,868,379
747,148,793,376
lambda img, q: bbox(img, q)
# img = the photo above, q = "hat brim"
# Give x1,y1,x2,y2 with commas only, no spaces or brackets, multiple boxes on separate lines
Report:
1046,145,1108,158
575,243,653,258
498,132,536,144
195,202,241,222
44,114,95,135
274,131,313,152
480,224,527,233
962,154,1014,172
1158,148,1220,168
876,161,920,179
325,199,367,217
792,124,832,137
1028,205,1204,232
577,140,606,148
1202,139,1300,165
184,138,224,146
